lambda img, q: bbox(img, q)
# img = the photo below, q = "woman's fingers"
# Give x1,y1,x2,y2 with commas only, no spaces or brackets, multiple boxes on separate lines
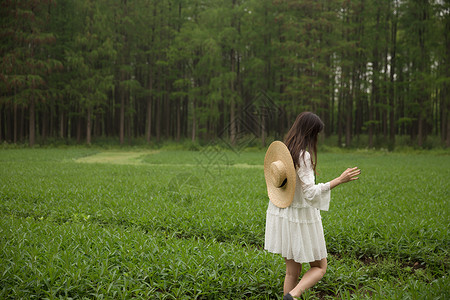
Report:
349,168,361,179
339,167,361,183
343,167,361,181
350,169,360,175
350,175,359,181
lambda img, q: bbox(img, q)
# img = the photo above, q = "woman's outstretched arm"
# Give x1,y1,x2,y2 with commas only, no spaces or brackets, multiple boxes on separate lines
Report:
329,167,361,190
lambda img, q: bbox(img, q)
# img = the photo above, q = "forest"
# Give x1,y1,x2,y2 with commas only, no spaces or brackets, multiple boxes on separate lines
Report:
1,0,449,148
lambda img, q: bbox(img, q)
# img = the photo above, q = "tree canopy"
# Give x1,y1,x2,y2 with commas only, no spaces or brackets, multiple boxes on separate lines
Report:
1,0,449,148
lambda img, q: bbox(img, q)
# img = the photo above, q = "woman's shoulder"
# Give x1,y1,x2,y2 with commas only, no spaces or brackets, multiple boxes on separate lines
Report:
297,150,312,170
299,150,311,159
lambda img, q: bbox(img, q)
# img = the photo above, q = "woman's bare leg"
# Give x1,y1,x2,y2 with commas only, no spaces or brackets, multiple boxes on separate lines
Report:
289,258,327,298
284,259,302,295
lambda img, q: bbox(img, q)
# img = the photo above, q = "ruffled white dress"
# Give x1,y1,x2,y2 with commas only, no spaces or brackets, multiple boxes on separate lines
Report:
264,151,331,263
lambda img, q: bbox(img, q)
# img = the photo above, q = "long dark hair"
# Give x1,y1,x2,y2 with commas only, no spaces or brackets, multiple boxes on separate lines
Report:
284,112,324,172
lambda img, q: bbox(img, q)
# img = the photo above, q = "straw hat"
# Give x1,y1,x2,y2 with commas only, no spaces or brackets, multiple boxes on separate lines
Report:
264,141,296,208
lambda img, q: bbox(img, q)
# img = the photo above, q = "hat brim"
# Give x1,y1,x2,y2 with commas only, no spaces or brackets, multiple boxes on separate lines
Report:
264,141,296,208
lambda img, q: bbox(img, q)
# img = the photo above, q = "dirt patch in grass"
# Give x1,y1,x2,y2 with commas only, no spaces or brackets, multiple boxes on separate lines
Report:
76,151,264,169
232,163,263,169
76,151,160,165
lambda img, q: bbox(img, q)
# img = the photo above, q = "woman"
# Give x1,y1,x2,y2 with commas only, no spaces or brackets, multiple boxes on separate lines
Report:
264,112,361,299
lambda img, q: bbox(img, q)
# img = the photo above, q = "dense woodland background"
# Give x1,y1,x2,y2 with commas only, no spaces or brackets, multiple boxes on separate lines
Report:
1,0,449,148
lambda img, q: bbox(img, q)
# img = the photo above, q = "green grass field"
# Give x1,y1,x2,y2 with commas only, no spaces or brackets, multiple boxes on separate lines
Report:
0,148,448,299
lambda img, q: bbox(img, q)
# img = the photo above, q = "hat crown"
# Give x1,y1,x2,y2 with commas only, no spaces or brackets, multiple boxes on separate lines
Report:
270,160,287,188
264,141,296,208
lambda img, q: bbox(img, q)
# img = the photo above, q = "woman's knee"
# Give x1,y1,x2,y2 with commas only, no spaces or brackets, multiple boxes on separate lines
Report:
310,258,327,276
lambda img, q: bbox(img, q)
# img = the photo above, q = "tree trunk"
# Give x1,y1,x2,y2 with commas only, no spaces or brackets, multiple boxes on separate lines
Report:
330,72,335,137
443,5,450,146
20,105,25,142
382,61,388,140
191,99,196,142
49,104,54,139
261,112,266,147
337,86,343,147
369,7,381,149
176,98,181,141
164,89,170,138
446,110,450,147
0,105,2,143
127,101,132,144
230,98,236,145
120,85,125,145
389,4,397,148
156,97,161,142
146,67,153,143
416,0,429,147
41,108,48,142
417,112,423,147
230,48,236,146
5,107,10,141
86,107,92,145
146,97,152,143
60,110,64,139
77,108,82,144
29,96,35,147
345,88,352,147
13,103,18,143
382,5,390,140
230,1,237,146
345,70,354,147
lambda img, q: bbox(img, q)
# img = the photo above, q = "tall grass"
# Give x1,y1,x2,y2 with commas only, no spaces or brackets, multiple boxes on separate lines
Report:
0,148,448,299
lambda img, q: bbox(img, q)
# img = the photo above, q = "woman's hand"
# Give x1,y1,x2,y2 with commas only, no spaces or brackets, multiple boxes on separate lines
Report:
329,167,361,189
339,167,361,183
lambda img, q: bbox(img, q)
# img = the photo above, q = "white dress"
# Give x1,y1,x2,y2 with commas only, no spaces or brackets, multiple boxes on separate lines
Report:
264,151,331,263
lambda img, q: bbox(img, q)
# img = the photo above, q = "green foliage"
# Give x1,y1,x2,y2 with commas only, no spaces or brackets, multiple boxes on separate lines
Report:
0,149,448,298
1,0,449,147
65,1,116,109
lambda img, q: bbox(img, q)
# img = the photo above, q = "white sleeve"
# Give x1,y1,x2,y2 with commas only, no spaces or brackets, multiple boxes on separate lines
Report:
297,152,331,211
